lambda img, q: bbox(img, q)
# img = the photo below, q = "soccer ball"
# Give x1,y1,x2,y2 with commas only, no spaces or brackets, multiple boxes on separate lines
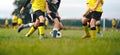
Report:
50,31,62,38
56,31,62,38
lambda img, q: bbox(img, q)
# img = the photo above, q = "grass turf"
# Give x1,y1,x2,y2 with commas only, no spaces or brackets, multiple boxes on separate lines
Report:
0,28,120,55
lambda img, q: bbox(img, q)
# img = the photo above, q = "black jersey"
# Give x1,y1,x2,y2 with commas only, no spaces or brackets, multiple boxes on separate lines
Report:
47,0,61,12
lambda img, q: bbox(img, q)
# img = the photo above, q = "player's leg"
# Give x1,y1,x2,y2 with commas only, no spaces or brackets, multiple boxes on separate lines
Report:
18,23,33,32
18,13,36,32
49,13,63,38
57,17,63,31
96,20,103,36
82,17,90,39
90,11,102,39
53,18,61,38
25,13,38,37
112,25,116,31
81,12,92,39
36,10,45,39
90,19,97,39
25,22,38,37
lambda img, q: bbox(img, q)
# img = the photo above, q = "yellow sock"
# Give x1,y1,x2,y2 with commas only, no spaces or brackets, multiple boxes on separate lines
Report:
26,27,36,36
83,26,90,35
96,26,100,32
91,30,96,39
13,26,15,30
38,26,44,36
112,26,115,31
13,26,17,30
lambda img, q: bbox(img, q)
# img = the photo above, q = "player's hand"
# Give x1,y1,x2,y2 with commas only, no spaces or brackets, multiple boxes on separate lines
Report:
82,13,86,17
20,7,25,14
47,10,52,14
90,8,96,11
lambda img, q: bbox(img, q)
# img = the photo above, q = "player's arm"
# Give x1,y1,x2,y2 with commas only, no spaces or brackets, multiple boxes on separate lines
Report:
91,0,101,11
46,2,52,14
83,4,91,17
20,0,31,14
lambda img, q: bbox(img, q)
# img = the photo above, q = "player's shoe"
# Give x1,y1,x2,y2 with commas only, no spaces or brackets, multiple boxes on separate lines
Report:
52,30,58,38
25,34,30,37
97,32,103,37
50,31,61,38
18,24,24,33
82,34,90,39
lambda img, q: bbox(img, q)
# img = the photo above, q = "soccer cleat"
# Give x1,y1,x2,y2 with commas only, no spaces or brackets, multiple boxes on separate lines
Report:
18,24,24,33
39,34,47,39
82,34,90,39
97,32,103,37
52,30,57,38
50,31,62,38
25,34,30,37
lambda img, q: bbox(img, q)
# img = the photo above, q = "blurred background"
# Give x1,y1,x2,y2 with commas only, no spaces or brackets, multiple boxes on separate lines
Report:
0,0,120,30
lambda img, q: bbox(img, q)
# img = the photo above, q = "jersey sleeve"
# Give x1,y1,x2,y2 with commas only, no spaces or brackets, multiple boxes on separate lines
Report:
23,0,31,8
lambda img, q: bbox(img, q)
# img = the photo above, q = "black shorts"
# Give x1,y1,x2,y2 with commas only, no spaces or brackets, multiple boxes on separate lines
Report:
112,25,116,27
85,11,102,20
46,12,61,24
12,23,17,26
32,10,45,22
49,12,58,19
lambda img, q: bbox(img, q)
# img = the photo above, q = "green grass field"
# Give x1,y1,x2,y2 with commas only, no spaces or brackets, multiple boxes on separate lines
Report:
0,28,120,55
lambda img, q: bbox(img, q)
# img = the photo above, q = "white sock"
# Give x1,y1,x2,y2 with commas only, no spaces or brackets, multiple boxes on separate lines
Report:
28,23,33,27
53,28,58,31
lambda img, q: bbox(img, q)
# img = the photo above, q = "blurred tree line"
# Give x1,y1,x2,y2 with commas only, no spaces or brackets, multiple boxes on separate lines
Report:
0,18,120,28
12,0,32,24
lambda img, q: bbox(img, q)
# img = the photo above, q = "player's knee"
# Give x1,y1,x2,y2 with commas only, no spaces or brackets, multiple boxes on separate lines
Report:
90,27,96,30
82,19,87,24
39,23,45,26
39,16,45,22
96,21,100,25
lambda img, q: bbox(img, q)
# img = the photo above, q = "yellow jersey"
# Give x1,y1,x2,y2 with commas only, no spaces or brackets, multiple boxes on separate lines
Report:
12,15,18,23
5,19,8,25
17,17,23,25
31,0,46,12
86,0,104,12
112,19,116,26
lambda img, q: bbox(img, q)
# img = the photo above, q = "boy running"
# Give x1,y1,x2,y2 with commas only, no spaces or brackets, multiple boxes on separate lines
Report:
46,0,63,38
20,0,46,39
82,0,104,39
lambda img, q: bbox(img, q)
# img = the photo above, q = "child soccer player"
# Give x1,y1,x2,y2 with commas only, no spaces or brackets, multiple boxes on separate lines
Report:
18,0,63,38
111,19,117,31
20,0,46,39
82,0,104,39
46,0,63,38
12,13,18,30
5,18,9,28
